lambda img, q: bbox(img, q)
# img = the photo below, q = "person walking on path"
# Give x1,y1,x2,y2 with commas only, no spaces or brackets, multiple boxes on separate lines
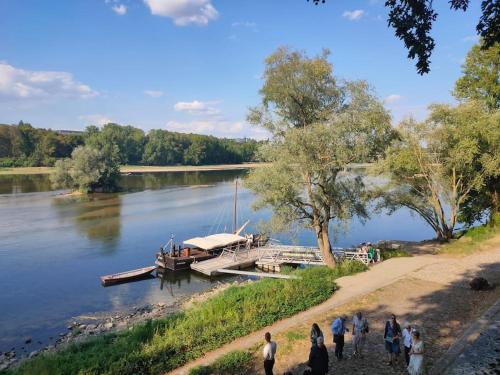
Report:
331,314,349,361
384,313,402,366
263,332,277,375
402,322,413,366
352,311,369,358
310,323,324,347
307,336,329,375
407,330,424,375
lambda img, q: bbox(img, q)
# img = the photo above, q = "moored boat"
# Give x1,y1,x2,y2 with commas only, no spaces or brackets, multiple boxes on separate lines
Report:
100,266,156,286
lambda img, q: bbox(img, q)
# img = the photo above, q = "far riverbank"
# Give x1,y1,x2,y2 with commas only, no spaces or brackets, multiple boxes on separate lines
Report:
0,162,268,176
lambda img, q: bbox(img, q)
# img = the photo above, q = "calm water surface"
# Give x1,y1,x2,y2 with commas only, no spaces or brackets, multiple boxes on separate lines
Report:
0,170,435,353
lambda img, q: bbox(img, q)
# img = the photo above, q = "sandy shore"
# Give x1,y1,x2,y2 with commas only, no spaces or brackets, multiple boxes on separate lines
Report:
0,163,267,176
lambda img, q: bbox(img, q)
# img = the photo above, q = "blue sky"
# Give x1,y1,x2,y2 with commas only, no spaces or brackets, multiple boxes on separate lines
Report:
0,0,481,139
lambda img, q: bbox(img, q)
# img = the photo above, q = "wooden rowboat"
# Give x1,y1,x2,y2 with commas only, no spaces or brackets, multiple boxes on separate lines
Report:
100,266,156,286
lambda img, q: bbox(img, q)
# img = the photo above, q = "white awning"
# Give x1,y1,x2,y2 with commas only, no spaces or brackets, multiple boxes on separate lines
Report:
183,233,247,251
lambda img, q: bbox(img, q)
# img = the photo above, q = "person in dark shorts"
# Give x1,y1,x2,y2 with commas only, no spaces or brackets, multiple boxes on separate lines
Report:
331,315,349,360
384,313,402,365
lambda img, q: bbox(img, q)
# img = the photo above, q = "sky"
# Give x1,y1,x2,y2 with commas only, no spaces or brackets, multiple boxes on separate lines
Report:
0,0,482,139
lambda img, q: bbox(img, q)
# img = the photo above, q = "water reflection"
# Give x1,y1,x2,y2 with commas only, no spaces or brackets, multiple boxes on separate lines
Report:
51,194,122,251
120,170,245,191
0,174,53,194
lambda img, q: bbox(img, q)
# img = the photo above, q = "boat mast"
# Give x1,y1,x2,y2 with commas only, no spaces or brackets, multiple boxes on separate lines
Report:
233,179,238,233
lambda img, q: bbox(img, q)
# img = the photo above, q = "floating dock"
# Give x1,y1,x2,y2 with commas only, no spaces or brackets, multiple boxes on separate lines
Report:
190,247,262,276
190,244,370,277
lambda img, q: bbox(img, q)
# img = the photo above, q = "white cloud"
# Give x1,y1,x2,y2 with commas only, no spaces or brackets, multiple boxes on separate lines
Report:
384,94,402,104
79,114,114,126
112,4,127,15
0,62,98,100
144,90,164,98
174,100,221,116
342,9,365,21
166,120,269,139
143,0,218,26
232,21,256,28
462,35,479,42
231,21,257,31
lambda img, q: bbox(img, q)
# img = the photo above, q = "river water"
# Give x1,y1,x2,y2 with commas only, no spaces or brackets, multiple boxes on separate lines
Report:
0,170,434,354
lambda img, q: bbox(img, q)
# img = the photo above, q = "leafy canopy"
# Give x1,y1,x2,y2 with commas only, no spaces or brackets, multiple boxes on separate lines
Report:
246,47,393,266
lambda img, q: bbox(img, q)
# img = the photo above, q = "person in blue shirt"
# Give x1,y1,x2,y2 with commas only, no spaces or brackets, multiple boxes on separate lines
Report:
331,315,349,360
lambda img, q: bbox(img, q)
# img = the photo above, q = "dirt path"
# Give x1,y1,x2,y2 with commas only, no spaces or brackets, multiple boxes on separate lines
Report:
169,248,500,375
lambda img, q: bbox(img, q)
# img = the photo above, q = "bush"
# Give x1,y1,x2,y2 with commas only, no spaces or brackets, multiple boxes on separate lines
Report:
7,264,365,375
381,249,412,260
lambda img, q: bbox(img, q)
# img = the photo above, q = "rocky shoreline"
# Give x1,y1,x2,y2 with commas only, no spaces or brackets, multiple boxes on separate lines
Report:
0,279,249,371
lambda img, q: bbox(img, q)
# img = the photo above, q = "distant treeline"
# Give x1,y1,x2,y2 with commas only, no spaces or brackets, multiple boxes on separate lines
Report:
0,122,262,167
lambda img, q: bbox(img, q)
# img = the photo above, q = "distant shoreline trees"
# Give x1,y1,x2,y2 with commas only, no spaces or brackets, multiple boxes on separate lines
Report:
0,123,261,168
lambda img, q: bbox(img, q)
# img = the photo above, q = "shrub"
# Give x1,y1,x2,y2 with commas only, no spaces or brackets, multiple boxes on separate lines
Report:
381,249,412,260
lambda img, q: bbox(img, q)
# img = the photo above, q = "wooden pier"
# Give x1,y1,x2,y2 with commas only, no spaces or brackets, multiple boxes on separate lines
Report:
190,247,262,276
191,244,371,277
215,269,299,279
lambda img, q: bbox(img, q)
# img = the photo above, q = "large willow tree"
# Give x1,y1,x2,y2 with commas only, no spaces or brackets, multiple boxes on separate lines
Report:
246,48,393,267
379,101,499,240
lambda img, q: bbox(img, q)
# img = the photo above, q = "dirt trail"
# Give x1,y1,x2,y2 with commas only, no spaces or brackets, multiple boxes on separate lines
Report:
168,246,500,375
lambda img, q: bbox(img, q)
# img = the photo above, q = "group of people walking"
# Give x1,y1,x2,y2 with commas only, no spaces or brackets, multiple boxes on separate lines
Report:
263,313,424,375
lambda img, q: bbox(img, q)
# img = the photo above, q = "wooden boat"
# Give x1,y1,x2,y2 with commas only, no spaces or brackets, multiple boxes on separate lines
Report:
155,180,268,272
100,266,156,286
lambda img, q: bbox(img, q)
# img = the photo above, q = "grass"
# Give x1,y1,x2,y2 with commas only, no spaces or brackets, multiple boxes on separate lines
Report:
440,215,500,256
5,262,367,375
188,351,254,375
381,248,412,260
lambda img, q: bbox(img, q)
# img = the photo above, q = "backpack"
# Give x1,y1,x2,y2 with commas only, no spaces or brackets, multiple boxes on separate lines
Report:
362,319,369,333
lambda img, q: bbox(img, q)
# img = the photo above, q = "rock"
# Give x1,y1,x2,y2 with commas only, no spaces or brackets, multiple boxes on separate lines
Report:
28,350,39,359
78,324,87,330
103,322,114,329
158,302,166,308
24,337,32,344
87,324,97,330
59,333,66,337
470,277,493,291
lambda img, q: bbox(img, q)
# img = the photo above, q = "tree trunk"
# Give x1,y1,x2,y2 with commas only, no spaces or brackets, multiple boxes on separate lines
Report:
490,189,499,227
315,222,336,268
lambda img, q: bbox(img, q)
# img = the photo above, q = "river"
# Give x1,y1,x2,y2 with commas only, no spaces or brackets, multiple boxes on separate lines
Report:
0,170,435,354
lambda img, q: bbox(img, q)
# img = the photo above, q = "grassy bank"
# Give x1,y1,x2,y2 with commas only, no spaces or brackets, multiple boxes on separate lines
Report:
0,163,267,176
5,262,366,375
440,214,500,256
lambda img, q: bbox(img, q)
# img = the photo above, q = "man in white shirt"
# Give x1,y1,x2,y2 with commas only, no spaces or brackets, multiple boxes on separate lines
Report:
263,332,277,375
402,322,413,366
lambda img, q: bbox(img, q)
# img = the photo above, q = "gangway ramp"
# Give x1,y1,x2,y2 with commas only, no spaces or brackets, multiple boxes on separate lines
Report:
190,247,261,276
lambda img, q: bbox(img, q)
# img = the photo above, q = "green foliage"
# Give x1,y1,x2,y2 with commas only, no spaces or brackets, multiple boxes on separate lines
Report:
381,249,412,260
454,42,500,111
188,351,254,375
247,47,393,265
6,264,366,375
377,101,499,239
0,122,260,168
0,122,83,166
50,145,120,193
